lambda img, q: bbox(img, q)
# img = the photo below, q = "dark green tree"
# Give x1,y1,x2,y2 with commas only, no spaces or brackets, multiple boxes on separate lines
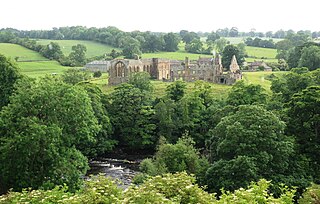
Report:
154,98,176,141
68,44,87,66
40,42,63,60
0,77,100,192
270,68,312,103
226,80,267,106
181,31,199,44
185,39,203,54
61,68,91,85
206,32,220,44
163,32,180,52
122,37,142,59
214,38,228,53
0,54,21,109
287,86,320,181
298,45,320,71
93,70,102,78
165,80,187,102
229,27,239,37
78,83,116,157
222,44,244,69
128,72,154,93
206,105,294,193
108,83,156,150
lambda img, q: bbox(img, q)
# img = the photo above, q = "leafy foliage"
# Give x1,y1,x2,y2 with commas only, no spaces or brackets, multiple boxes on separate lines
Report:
61,68,91,85
139,136,210,186
0,77,100,192
299,183,320,204
78,83,116,157
68,44,87,66
165,80,187,102
270,68,315,103
93,70,102,78
125,172,216,204
222,44,245,69
128,71,154,92
108,83,156,150
226,80,267,106
0,174,296,204
0,54,21,109
206,105,295,193
287,86,320,181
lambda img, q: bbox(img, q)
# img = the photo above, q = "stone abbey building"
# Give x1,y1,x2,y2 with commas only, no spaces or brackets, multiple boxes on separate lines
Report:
86,54,242,85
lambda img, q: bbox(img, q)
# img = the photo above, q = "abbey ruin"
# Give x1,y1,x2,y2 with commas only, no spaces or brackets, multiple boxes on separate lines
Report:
86,54,242,85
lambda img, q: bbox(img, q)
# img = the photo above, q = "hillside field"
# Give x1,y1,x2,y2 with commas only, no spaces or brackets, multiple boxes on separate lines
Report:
142,42,212,60
246,46,277,59
36,40,120,58
0,43,46,61
0,43,68,77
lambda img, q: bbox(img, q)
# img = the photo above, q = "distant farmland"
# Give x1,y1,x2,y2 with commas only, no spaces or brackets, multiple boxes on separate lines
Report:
245,46,277,62
0,43,46,61
36,40,120,58
0,43,68,77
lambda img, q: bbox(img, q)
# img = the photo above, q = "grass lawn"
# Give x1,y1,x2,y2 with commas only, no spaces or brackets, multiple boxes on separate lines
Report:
92,71,287,98
18,61,69,78
245,58,278,63
246,46,277,59
142,52,212,61
0,43,69,78
36,40,120,58
242,71,286,92
225,37,245,44
0,43,47,61
142,41,212,60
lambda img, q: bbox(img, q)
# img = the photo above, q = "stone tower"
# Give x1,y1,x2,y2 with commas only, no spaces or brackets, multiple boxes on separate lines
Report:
213,53,223,76
229,55,240,73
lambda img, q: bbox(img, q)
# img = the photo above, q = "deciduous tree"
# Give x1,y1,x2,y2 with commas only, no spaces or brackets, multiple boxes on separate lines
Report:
0,54,21,109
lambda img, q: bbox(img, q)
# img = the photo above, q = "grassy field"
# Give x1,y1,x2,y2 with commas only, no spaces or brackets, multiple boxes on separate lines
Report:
242,71,285,92
225,37,245,44
142,41,212,60
245,46,277,63
18,61,68,77
36,40,120,58
93,71,287,98
0,43,47,61
0,43,68,77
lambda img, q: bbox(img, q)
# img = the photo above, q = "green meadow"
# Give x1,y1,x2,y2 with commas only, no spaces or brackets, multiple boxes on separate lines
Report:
0,43,68,77
18,61,68,78
0,43,46,61
245,46,277,63
94,71,286,98
142,41,212,60
36,40,120,58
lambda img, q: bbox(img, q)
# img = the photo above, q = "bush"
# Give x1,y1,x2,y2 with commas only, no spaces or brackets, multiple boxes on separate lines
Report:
298,183,320,204
139,136,208,180
93,71,102,78
0,175,122,204
124,172,216,204
0,175,296,204
217,179,295,203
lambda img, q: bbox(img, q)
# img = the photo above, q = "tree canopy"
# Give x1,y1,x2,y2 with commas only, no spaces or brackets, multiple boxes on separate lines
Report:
222,44,244,69
0,77,100,192
0,54,21,109
206,105,294,193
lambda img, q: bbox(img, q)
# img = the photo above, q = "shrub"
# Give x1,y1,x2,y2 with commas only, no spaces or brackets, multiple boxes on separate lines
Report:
139,136,209,185
124,172,216,204
93,71,102,78
298,183,320,204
